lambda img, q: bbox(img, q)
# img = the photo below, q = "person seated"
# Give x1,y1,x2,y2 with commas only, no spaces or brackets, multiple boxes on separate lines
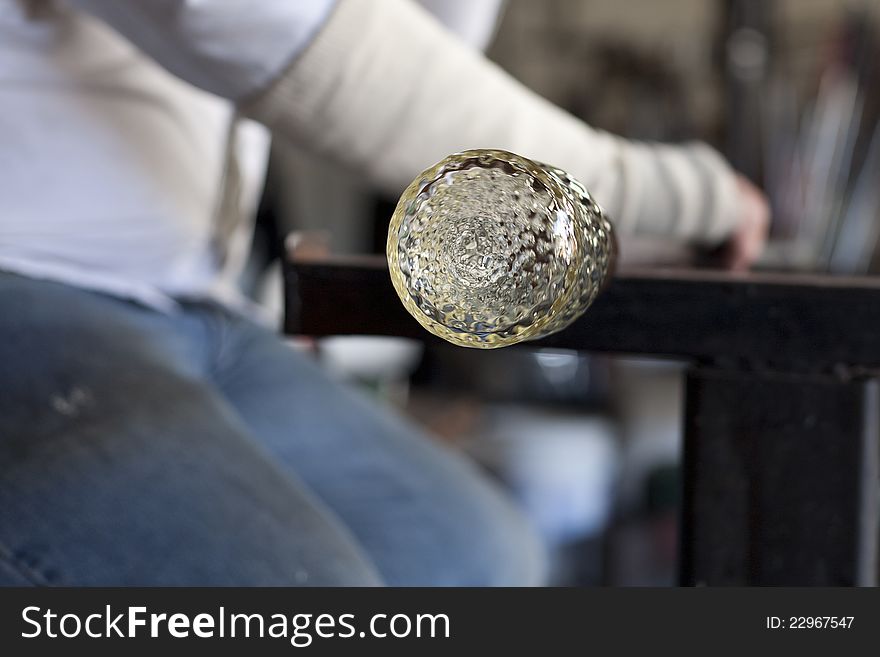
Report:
0,0,767,586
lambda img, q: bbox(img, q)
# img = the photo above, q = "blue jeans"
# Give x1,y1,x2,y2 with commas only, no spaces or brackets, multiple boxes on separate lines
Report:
0,273,545,586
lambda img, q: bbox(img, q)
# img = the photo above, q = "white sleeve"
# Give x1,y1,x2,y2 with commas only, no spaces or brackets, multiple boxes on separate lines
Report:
72,0,739,243
70,0,337,101
241,0,740,243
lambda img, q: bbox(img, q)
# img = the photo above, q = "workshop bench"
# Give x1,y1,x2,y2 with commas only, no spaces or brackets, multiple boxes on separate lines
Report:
285,254,880,586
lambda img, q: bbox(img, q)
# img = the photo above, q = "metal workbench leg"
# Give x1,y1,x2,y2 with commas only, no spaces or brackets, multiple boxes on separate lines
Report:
680,367,880,586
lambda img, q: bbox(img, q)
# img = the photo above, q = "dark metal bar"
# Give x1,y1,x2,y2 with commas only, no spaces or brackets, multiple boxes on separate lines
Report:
285,256,880,372
680,367,879,585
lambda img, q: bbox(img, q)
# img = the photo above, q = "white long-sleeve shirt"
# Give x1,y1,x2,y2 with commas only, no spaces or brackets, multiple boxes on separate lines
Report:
0,0,335,308
0,0,739,310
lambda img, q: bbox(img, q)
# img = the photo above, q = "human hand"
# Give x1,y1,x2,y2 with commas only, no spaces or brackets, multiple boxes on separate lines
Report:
722,175,770,271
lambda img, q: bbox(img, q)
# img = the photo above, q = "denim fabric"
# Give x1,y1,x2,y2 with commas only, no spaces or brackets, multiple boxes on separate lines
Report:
0,273,545,586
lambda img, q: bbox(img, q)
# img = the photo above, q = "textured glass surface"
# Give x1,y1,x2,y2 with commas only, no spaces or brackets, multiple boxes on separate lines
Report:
387,149,615,348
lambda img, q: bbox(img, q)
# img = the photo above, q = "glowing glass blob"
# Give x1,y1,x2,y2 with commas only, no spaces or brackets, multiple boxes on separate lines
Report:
387,149,615,348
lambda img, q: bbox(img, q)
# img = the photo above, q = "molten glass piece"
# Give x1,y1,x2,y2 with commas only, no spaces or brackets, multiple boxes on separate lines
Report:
387,149,615,348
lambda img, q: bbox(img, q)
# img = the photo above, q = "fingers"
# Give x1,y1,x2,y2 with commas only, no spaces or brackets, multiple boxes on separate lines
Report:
723,176,770,271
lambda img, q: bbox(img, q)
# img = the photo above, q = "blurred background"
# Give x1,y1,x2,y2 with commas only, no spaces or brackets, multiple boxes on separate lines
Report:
259,0,880,585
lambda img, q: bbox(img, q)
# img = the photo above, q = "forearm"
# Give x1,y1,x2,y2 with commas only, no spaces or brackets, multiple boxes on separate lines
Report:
72,0,739,244
241,0,738,244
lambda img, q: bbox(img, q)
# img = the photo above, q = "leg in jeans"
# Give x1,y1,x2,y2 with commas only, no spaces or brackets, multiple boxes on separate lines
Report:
0,273,380,585
208,309,547,586
0,272,545,585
